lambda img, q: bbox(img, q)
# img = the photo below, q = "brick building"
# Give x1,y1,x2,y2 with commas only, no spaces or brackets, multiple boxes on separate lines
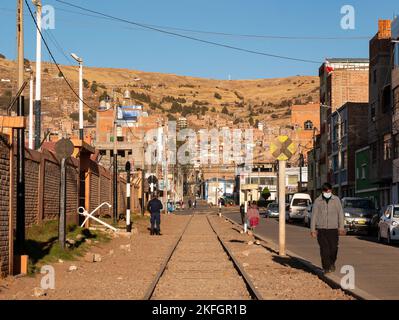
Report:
329,102,369,197
95,106,161,170
290,103,320,163
391,17,399,202
317,58,369,195
367,20,393,207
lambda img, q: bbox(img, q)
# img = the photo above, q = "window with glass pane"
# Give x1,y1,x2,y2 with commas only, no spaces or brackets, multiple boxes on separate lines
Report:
265,177,277,186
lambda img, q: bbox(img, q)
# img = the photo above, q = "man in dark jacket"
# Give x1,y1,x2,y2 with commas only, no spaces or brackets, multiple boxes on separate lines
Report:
147,194,163,235
311,183,346,274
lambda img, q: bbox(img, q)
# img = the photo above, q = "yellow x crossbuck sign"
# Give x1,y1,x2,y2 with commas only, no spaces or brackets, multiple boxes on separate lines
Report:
270,136,296,161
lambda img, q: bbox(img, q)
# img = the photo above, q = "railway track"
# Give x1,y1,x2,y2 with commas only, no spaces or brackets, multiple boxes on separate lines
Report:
143,213,263,300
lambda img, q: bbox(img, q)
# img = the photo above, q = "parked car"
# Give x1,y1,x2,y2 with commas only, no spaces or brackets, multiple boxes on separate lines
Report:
378,205,399,244
266,203,279,218
286,193,312,223
369,206,385,236
223,194,235,206
342,198,378,234
303,204,313,228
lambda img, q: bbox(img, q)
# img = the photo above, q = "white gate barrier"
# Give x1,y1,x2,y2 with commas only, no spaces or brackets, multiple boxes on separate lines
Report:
77,202,117,232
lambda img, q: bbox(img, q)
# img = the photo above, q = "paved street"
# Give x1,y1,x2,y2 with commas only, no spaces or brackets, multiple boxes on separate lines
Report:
224,208,399,300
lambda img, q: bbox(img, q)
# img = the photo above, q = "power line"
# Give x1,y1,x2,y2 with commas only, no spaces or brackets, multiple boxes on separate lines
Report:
24,0,109,113
55,0,321,64
43,27,75,65
52,4,371,41
1,5,372,41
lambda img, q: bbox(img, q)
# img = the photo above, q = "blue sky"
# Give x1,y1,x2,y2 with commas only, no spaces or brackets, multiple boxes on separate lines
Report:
0,0,398,79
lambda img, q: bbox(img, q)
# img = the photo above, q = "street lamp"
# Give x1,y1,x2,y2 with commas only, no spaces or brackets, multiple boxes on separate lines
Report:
33,0,42,150
26,67,34,149
321,104,343,198
71,52,84,140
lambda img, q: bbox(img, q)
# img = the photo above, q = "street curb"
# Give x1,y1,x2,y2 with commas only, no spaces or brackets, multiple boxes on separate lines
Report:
222,214,380,301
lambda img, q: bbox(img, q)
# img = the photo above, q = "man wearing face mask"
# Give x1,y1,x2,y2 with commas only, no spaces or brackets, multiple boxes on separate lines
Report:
311,183,346,274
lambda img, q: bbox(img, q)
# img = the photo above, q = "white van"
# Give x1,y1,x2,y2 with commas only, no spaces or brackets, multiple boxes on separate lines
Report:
286,193,312,223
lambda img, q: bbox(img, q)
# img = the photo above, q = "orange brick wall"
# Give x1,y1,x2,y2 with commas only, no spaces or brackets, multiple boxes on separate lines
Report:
330,70,369,110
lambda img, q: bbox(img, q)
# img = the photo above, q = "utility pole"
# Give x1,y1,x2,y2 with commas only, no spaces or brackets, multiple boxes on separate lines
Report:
113,104,118,224
141,138,147,216
337,110,343,199
299,152,304,193
278,160,286,256
163,123,168,214
16,0,26,255
33,0,42,150
125,161,132,233
313,127,317,199
28,68,34,149
71,53,84,140
78,58,83,140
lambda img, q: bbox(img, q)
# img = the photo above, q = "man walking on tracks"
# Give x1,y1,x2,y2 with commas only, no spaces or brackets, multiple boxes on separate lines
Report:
148,193,163,236
311,183,346,274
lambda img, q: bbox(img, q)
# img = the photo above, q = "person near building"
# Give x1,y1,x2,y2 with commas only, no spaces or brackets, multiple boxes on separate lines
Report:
240,203,246,225
311,183,346,274
147,193,163,235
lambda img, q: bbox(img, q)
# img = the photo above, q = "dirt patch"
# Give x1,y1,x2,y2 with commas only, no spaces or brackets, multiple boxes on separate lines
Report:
209,216,353,300
0,214,189,300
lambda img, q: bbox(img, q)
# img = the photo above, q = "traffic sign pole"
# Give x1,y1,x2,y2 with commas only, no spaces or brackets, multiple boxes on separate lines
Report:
59,158,67,250
278,160,286,257
270,135,296,257
55,138,74,250
126,161,132,233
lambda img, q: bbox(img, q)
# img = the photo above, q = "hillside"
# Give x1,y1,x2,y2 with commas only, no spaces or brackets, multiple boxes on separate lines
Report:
0,56,319,130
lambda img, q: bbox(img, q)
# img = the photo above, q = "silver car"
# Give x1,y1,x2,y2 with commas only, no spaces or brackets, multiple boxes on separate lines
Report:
266,203,279,218
342,198,377,234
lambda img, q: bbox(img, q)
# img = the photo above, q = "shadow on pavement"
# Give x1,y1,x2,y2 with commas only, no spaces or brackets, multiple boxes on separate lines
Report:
228,239,246,244
271,255,313,273
355,234,399,247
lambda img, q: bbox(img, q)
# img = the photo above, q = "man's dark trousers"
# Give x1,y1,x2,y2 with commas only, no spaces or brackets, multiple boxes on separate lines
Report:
317,229,339,270
151,212,161,232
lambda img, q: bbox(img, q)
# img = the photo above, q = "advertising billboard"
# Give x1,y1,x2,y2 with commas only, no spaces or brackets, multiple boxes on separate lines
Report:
117,106,143,123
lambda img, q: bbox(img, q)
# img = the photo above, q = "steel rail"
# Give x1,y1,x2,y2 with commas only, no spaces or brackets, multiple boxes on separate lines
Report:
143,214,194,300
206,215,264,300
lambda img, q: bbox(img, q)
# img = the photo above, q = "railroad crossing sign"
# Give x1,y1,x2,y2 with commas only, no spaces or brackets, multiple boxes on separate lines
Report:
148,175,158,185
270,136,296,161
55,138,74,160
